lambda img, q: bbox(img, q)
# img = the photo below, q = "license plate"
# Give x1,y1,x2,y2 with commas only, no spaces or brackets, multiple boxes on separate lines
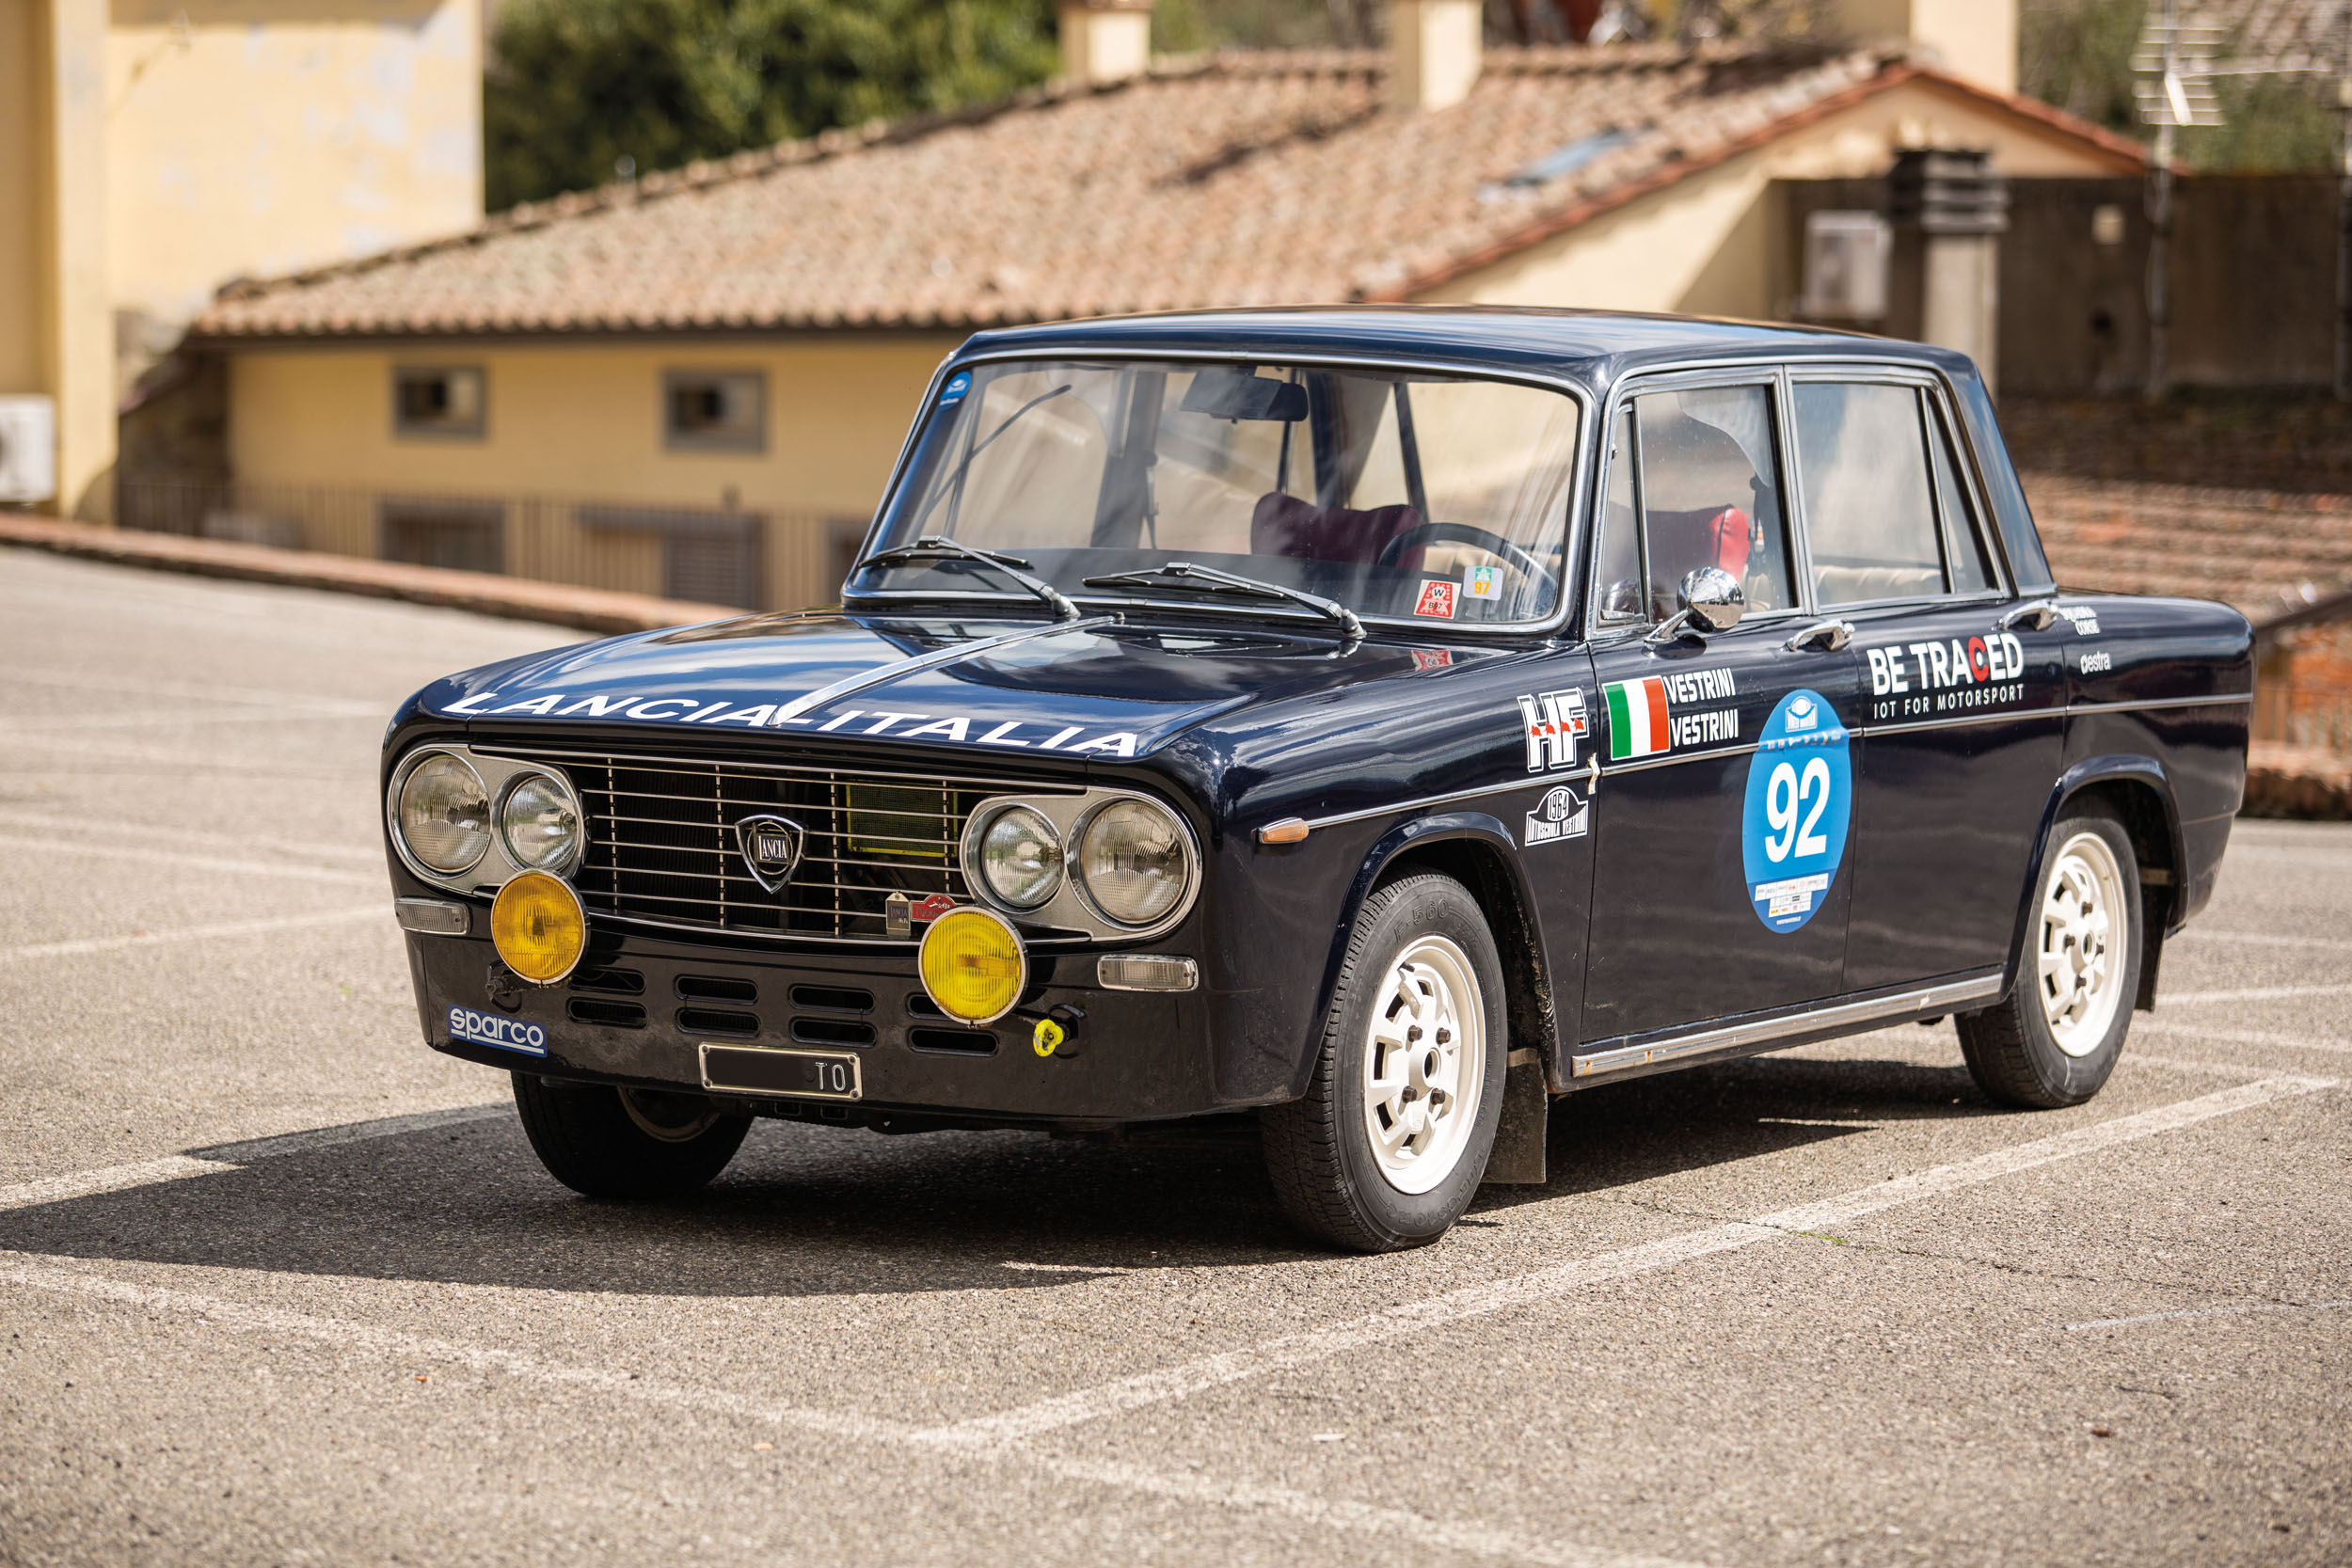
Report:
699,1044,862,1101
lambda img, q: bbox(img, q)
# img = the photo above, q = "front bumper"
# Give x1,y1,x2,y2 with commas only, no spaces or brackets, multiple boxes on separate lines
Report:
402,927,1224,1127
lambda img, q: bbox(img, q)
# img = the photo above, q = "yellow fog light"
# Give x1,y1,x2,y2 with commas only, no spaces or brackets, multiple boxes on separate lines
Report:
918,906,1027,1025
490,871,586,985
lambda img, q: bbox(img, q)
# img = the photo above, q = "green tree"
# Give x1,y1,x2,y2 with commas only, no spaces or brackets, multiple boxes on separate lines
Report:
485,0,1059,211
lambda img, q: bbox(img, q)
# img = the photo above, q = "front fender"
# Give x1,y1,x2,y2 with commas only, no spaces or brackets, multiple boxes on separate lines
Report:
1292,812,1559,1099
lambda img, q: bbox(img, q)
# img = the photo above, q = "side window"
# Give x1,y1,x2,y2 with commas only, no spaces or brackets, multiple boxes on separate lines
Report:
1927,400,1999,594
1633,385,1795,618
393,366,485,439
1594,406,1643,621
1793,382,1943,607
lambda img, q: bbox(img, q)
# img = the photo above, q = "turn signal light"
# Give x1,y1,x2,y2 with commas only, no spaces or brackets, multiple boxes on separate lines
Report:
490,871,586,985
918,907,1027,1025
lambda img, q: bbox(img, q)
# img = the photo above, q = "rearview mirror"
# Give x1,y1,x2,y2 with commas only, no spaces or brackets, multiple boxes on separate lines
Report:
1178,369,1307,422
1679,566,1744,633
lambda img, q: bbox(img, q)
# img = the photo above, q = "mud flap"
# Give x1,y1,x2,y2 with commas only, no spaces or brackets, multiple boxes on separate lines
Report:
1482,1047,1549,1185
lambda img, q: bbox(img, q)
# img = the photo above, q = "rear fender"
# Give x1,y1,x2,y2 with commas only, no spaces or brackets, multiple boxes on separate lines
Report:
2003,755,2185,1015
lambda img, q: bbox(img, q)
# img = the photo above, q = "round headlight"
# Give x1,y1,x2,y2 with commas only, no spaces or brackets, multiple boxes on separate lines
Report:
501,772,581,871
1076,799,1190,927
396,752,490,875
977,805,1063,910
918,906,1027,1024
491,871,586,985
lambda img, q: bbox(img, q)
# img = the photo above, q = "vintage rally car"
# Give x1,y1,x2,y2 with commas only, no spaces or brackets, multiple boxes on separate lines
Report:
383,308,2252,1252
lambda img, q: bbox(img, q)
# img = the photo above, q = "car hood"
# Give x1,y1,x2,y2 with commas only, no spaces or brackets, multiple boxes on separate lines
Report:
414,610,1481,762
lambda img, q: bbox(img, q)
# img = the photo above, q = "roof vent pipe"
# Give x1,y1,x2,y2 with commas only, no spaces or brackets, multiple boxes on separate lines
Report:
1058,0,1153,86
1390,0,1483,112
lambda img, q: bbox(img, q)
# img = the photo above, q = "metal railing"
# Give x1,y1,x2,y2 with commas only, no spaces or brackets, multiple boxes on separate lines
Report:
117,477,866,614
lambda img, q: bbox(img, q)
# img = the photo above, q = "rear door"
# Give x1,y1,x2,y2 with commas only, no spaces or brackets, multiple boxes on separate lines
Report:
1792,372,2067,990
1579,373,1868,1048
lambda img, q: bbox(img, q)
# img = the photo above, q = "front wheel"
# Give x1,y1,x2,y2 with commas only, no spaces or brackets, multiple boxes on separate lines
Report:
512,1073,752,1199
1958,804,2143,1109
1262,873,1507,1252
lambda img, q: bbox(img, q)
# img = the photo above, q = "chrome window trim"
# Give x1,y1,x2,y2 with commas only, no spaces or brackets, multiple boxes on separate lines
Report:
387,744,584,895
846,345,1597,641
961,786,1202,942
1572,971,2005,1078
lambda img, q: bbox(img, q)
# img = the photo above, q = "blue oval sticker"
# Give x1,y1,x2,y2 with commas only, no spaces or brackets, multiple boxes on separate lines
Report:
1739,689,1851,934
939,371,971,406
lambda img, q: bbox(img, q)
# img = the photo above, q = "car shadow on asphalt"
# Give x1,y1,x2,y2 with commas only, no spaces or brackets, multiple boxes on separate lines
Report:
0,1053,1993,1294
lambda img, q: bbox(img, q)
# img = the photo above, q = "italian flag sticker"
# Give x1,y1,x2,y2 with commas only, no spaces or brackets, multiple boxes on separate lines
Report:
1604,677,1671,759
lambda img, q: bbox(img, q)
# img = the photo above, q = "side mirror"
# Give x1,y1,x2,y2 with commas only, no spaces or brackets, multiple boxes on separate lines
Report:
1678,566,1745,633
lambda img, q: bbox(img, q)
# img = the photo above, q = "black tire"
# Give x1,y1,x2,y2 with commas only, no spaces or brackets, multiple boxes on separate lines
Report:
511,1073,751,1199
1263,873,1507,1253
1958,804,2142,1109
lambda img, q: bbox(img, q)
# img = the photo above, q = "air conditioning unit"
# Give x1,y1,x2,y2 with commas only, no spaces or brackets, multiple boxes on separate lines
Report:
1800,212,1892,323
0,395,58,503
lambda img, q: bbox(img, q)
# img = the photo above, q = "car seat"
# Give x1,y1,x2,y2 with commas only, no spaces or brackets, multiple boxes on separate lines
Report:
1250,493,1425,570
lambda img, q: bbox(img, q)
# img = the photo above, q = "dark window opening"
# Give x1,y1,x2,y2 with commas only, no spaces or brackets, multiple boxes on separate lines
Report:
664,371,765,452
393,366,485,438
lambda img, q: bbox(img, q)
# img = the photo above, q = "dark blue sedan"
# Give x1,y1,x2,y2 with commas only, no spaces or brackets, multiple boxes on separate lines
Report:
381,308,2253,1251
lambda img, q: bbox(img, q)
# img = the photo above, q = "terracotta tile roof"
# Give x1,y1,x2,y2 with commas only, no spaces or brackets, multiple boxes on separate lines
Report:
2026,473,2352,625
2205,0,2350,76
194,43,2138,342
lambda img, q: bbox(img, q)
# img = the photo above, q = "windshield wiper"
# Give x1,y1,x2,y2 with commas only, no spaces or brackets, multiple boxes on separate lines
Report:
853,535,1081,621
1081,561,1364,639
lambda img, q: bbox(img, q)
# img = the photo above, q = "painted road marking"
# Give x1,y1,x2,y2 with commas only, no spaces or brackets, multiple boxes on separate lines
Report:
2183,930,2352,953
2160,982,2352,1006
0,905,388,964
0,834,379,886
913,1074,2336,1450
2067,1299,2352,1332
3,665,386,715
0,1258,1703,1568
2137,1023,2352,1054
0,809,384,863
0,1105,504,1212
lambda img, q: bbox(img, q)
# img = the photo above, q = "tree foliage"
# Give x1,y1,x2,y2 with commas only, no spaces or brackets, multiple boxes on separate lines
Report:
485,0,1059,211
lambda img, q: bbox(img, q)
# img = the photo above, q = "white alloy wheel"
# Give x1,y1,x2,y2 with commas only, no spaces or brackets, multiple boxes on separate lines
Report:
1359,935,1487,1195
2037,829,2129,1056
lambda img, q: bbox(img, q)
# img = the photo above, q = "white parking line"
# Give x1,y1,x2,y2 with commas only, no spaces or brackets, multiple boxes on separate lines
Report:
2137,1023,2352,1054
0,1105,504,1212
0,905,388,964
0,1257,1704,1568
2183,930,2352,953
2066,1299,2352,1332
0,809,383,862
913,1073,2335,1450
2160,982,2352,1006
6,665,386,715
0,833,379,886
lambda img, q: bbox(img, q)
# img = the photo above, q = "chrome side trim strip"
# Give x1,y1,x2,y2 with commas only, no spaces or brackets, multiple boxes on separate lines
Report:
1301,778,1542,831
2066,692,2251,716
1571,972,2005,1079
1601,742,1760,776
1864,707,2057,737
763,616,1120,728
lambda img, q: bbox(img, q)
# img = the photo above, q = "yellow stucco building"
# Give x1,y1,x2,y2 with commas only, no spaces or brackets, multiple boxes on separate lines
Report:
1,0,483,520
123,1,2138,616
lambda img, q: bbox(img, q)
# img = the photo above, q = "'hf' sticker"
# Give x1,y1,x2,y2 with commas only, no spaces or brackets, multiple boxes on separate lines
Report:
1740,689,1851,934
1518,689,1589,772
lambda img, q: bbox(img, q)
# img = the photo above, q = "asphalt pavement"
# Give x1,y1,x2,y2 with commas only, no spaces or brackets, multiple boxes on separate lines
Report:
2,545,2346,1568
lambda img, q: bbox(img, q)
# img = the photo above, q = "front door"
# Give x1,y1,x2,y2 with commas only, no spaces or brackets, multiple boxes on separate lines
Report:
1579,378,1867,1048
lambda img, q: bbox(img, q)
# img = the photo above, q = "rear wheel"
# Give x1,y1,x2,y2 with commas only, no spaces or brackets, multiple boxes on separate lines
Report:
1263,873,1506,1252
1958,805,2142,1109
512,1073,751,1199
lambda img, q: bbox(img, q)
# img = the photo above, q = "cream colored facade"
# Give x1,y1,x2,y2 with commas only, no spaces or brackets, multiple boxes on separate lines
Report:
224,338,959,609
0,0,481,521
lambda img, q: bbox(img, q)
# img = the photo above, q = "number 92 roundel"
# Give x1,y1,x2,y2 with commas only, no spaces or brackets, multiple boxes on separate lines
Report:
1740,689,1852,934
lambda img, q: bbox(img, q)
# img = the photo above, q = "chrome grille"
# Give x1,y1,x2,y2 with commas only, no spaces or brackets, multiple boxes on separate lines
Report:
503,748,1073,945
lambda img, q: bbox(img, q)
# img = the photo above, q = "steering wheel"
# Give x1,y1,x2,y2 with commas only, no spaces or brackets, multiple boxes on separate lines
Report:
1375,521,1550,583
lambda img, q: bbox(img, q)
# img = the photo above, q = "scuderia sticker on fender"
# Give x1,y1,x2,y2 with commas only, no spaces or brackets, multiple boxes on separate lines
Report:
435,690,1145,757
1740,689,1851,934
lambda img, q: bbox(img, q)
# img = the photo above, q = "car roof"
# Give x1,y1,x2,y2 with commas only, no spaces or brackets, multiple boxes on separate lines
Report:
956,305,1977,389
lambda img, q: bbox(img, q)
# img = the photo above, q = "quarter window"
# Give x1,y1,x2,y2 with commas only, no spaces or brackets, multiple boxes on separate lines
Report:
664,371,766,452
1792,383,1944,607
392,366,485,439
1928,402,1999,594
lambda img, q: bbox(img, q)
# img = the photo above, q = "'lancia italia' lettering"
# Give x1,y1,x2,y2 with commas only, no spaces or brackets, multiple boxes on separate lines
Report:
435,689,1141,756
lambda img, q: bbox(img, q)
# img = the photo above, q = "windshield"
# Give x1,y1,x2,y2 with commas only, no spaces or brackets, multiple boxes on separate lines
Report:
853,357,1583,626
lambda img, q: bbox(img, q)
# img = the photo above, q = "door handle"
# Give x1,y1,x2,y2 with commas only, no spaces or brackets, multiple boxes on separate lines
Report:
1783,618,1853,653
1998,598,2059,632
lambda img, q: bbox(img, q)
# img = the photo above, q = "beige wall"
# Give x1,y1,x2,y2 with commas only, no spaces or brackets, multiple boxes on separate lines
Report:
1832,0,2017,99
1423,77,2130,321
0,0,46,393
106,0,483,334
225,335,960,607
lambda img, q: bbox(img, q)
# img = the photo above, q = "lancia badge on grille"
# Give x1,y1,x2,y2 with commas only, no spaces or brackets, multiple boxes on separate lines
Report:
734,814,805,894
